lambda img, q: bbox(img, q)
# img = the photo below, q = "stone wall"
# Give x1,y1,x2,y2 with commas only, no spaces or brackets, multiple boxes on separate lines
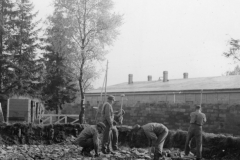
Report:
84,101,240,136
85,92,240,105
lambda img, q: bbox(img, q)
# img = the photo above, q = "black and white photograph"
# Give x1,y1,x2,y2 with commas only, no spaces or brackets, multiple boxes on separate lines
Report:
0,0,240,159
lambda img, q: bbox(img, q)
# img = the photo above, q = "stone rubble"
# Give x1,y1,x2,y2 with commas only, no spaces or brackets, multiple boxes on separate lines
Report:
0,136,196,160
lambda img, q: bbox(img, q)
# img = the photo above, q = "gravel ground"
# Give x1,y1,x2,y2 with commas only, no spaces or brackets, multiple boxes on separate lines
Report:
0,144,196,160
0,136,196,160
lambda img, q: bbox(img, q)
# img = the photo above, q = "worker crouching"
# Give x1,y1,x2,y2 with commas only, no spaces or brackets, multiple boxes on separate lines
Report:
132,123,169,160
73,122,106,157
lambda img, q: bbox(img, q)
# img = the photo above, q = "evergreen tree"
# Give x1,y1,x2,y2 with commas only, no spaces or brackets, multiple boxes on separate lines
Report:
0,0,17,99
41,10,78,113
3,0,43,97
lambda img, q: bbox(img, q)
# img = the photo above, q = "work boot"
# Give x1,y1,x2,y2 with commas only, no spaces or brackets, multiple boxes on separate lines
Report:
82,148,93,157
112,147,120,151
107,148,116,154
81,148,86,156
102,149,115,154
82,151,93,157
101,149,109,154
153,152,163,160
108,150,116,154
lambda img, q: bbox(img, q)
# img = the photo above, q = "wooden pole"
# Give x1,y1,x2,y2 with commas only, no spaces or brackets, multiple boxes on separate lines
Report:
104,61,108,101
0,103,5,123
95,61,108,123
94,73,106,123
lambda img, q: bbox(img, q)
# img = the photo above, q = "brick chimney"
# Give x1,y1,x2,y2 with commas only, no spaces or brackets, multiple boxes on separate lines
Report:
148,75,152,81
163,71,168,82
128,74,133,84
183,72,188,79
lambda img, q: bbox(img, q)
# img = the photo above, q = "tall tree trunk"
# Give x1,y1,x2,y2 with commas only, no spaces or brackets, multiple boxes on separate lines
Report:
78,58,85,124
78,78,85,124
78,48,85,124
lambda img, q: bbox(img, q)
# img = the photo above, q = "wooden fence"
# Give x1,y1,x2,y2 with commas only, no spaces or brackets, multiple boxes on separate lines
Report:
40,114,79,124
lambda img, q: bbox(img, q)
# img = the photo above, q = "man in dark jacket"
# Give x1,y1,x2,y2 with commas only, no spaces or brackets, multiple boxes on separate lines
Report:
101,95,126,154
101,95,117,154
132,123,169,160
73,122,106,157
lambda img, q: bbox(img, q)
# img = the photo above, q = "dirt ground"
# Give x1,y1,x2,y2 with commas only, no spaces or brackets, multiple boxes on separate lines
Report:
0,138,239,160
0,124,240,160
0,136,194,160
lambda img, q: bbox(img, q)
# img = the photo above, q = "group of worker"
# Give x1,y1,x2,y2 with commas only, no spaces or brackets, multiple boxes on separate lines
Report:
73,95,207,160
73,95,122,157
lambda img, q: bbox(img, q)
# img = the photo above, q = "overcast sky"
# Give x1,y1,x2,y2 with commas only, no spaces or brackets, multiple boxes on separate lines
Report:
33,0,240,89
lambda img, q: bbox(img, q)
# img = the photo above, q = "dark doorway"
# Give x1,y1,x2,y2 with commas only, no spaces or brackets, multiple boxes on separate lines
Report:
31,101,34,122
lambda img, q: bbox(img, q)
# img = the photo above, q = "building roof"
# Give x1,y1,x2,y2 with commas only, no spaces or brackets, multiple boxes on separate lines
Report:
86,75,240,94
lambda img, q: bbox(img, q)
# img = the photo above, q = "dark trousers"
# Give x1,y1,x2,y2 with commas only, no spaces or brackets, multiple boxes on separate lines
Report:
102,120,118,151
185,124,203,159
111,126,118,150
78,138,94,152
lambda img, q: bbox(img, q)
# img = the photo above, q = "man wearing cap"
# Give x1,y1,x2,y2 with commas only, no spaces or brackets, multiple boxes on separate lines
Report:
184,105,207,160
132,123,169,160
101,95,119,154
73,122,106,157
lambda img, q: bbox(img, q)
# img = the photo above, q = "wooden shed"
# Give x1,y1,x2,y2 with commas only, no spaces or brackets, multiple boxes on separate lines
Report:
7,96,44,123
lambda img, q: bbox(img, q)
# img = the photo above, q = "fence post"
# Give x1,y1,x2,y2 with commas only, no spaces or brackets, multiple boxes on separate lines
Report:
0,103,5,123
7,99,9,123
50,115,52,124
65,115,67,124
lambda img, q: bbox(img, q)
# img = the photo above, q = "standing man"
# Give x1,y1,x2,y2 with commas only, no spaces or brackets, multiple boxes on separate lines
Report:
133,123,169,160
184,105,207,160
101,95,118,154
109,109,125,151
73,122,106,157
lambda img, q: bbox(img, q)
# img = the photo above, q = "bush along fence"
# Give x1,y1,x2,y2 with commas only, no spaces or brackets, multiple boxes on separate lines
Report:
0,124,239,159
84,102,240,136
0,123,88,145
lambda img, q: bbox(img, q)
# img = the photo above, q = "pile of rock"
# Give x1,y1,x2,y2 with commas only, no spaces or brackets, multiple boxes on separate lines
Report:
0,144,195,160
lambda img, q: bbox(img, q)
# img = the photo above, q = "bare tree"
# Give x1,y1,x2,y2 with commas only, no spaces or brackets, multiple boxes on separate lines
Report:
54,0,122,124
224,38,240,62
225,65,240,76
223,39,240,76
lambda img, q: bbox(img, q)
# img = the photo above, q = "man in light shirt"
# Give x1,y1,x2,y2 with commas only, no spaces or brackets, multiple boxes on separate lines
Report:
185,105,207,160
